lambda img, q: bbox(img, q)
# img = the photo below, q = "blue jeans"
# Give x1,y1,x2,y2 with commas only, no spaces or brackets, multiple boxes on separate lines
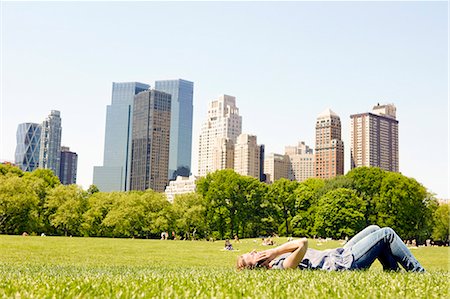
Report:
343,225,425,272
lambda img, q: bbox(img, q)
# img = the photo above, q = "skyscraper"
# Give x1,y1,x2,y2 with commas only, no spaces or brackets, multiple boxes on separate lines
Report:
129,90,171,192
314,108,344,179
198,95,242,177
264,153,290,183
285,141,315,182
59,146,78,185
155,79,194,180
93,82,150,192
234,133,260,179
212,137,235,171
350,103,399,172
14,123,41,172
39,110,62,176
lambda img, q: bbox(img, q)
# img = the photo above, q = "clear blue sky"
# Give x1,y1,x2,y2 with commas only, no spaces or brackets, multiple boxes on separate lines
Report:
1,1,448,199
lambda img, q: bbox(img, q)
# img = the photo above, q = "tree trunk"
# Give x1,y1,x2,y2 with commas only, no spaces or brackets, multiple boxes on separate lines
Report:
284,205,289,236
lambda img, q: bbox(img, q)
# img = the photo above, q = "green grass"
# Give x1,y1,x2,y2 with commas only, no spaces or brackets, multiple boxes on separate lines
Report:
0,235,448,298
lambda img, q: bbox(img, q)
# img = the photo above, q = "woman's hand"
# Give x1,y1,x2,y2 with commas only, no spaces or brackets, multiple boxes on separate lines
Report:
257,238,309,268
255,249,278,267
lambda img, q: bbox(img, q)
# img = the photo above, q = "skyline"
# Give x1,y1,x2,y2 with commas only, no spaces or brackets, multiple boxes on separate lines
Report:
1,2,448,198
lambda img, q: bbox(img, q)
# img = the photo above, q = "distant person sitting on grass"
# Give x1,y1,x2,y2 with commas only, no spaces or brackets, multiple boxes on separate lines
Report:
261,237,274,246
225,239,234,251
236,225,425,272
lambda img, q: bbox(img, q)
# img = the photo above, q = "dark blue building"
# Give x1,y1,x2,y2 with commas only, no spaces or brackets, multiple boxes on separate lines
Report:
59,146,78,185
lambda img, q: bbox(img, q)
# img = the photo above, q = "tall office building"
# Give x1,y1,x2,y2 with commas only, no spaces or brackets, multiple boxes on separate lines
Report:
129,90,171,192
93,82,150,192
212,137,235,171
198,95,242,177
59,146,78,185
314,108,344,179
350,103,399,172
155,79,194,180
285,141,314,182
264,153,290,183
14,123,41,172
234,134,260,179
39,110,62,176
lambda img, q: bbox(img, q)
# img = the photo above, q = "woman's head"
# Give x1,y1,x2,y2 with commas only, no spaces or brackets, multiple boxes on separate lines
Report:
236,250,259,270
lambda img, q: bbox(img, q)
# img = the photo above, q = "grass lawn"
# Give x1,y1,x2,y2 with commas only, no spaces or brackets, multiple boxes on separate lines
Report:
0,235,448,298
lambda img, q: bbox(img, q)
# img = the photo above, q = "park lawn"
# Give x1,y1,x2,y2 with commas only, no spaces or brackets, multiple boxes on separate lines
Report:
0,235,448,298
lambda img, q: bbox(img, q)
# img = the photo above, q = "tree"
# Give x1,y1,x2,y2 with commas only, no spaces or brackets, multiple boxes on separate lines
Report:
100,190,171,238
291,178,325,237
314,188,366,239
46,185,88,236
87,184,100,195
196,169,269,239
23,169,62,235
237,176,271,238
140,190,172,238
196,169,244,239
0,175,39,234
346,167,386,224
28,168,61,188
421,192,439,241
319,175,353,197
376,172,431,241
81,191,119,237
101,191,145,237
432,203,449,242
267,178,299,236
172,193,206,239
0,164,24,177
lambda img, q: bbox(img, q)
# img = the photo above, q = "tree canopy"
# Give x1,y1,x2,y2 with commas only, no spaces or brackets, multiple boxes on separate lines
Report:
0,166,442,242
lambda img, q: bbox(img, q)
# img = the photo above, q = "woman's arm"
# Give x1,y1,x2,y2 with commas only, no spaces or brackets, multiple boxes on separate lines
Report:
256,238,308,268
282,238,308,269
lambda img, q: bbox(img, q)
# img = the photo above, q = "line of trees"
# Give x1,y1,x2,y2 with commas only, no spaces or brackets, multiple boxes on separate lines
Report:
0,164,448,242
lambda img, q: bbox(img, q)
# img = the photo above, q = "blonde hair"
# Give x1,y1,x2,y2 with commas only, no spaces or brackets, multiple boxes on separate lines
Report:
236,255,246,270
236,254,256,270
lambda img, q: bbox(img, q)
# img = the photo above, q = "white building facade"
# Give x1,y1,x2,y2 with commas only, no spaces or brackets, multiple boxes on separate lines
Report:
285,141,315,182
212,137,235,172
198,95,242,177
234,134,260,179
164,176,197,203
264,153,290,183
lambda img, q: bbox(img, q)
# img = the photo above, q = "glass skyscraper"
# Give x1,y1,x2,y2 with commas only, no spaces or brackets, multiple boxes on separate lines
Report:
155,79,194,180
39,110,62,177
130,90,172,192
14,123,41,172
93,82,150,191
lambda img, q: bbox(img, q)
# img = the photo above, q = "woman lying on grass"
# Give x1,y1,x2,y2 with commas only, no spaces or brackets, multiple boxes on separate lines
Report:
237,225,425,272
